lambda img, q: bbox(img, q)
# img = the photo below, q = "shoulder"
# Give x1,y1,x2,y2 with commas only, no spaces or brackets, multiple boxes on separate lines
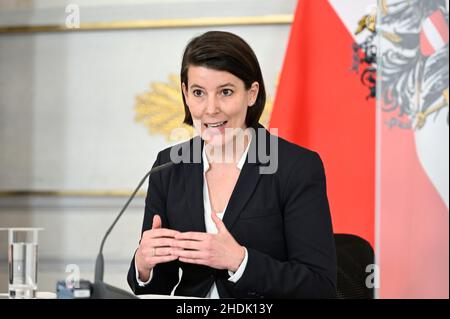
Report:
277,135,321,163
268,134,328,203
273,133,324,175
155,136,202,165
148,137,201,192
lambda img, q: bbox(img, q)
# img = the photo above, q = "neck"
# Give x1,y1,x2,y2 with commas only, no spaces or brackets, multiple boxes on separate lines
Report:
205,129,251,167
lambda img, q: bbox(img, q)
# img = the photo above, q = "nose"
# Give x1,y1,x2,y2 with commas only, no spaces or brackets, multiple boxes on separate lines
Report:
205,95,220,115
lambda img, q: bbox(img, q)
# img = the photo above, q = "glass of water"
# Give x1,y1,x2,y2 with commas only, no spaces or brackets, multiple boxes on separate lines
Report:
1,228,43,299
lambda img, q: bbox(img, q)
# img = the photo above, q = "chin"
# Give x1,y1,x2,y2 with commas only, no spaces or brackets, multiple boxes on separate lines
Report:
199,123,245,147
203,134,227,147
206,132,240,147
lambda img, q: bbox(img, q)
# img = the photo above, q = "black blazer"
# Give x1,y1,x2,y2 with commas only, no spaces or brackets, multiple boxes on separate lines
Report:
127,125,336,298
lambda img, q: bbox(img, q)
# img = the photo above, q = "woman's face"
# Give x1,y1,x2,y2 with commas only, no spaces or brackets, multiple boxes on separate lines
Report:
182,66,259,147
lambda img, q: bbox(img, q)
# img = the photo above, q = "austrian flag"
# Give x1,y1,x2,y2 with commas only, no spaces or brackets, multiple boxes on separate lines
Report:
420,9,449,56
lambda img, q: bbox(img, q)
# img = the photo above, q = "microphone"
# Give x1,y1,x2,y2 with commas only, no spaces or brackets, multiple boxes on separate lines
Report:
91,161,174,298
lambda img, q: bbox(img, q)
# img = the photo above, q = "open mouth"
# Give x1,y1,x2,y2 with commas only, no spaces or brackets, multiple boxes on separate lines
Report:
204,121,228,128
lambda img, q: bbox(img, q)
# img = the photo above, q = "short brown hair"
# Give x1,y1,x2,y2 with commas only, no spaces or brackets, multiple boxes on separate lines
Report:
180,31,266,129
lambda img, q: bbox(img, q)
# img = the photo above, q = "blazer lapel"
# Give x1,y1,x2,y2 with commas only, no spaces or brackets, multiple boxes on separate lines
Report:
183,137,206,232
182,125,272,232
222,161,261,230
223,125,270,230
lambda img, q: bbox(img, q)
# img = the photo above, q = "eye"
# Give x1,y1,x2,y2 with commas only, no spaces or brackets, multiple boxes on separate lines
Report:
193,89,204,97
221,88,233,96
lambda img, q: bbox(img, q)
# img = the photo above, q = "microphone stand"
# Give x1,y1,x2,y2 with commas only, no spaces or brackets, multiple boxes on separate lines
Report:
91,161,173,299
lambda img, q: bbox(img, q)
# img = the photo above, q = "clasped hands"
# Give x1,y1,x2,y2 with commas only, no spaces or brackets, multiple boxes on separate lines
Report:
135,213,246,278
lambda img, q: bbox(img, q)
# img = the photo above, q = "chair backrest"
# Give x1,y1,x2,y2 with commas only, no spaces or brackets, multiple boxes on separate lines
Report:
334,234,374,299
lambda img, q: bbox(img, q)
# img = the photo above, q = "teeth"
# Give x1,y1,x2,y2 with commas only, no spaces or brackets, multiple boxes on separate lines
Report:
207,121,226,128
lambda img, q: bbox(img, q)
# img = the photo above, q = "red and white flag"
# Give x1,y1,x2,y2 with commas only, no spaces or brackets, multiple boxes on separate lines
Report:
376,1,449,298
270,0,449,298
420,9,449,56
270,0,377,247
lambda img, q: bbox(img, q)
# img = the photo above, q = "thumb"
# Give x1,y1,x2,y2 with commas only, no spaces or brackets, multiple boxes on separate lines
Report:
152,214,162,229
211,211,227,233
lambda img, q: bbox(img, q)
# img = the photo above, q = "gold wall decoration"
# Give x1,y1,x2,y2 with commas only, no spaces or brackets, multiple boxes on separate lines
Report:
0,14,284,196
135,75,192,140
0,15,293,34
0,190,146,197
134,74,274,141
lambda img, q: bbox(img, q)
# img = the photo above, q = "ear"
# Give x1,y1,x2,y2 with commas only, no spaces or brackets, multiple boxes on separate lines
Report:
182,82,189,101
247,82,259,107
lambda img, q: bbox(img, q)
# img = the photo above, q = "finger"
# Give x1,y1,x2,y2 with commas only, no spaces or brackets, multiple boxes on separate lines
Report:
211,211,227,233
148,237,175,248
175,232,210,241
146,228,180,239
147,255,178,265
172,239,205,250
172,249,208,260
142,246,172,258
153,247,173,256
152,215,162,229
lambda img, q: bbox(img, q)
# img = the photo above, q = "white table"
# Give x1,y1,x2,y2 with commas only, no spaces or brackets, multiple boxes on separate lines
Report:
1,292,198,299
0,292,57,299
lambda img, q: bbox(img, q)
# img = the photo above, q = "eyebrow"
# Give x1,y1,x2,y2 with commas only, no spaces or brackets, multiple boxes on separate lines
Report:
189,83,236,90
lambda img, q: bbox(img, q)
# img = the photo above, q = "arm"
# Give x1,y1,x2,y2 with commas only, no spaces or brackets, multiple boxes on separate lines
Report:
233,152,337,298
127,152,180,295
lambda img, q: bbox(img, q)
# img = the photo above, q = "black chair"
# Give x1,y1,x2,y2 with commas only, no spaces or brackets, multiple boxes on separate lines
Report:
334,234,374,299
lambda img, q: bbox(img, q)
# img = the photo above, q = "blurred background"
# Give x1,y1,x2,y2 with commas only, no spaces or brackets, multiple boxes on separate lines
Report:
0,0,294,294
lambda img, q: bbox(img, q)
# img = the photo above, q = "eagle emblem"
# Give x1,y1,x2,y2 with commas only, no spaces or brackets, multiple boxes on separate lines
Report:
353,0,449,130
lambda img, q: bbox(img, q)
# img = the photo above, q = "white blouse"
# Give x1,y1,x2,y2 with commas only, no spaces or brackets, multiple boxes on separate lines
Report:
136,138,251,298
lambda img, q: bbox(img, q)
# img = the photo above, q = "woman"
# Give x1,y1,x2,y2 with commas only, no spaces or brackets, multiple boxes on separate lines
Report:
127,31,336,298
